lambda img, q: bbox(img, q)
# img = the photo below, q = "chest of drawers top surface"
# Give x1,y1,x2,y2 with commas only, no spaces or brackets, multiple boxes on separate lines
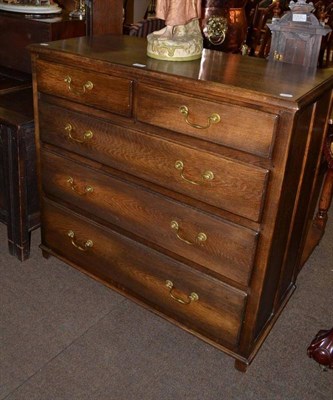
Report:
29,35,333,107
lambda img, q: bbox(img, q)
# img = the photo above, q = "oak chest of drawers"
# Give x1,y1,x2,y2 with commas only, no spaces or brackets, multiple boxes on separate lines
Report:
30,35,333,371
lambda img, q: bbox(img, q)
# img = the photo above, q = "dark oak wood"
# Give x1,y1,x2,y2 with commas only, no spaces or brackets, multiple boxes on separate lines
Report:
0,86,40,260
0,67,31,94
0,11,85,73
86,0,123,36
43,199,247,348
40,147,258,286
30,35,333,371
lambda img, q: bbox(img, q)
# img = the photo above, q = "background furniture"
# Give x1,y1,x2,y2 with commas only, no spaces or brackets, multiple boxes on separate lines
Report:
123,0,151,24
30,35,332,370
0,79,39,260
123,17,165,37
247,0,284,58
0,67,31,94
0,11,86,74
267,0,331,68
245,0,333,65
85,0,123,36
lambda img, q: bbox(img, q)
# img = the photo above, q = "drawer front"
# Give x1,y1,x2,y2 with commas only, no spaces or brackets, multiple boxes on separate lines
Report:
36,59,132,116
135,84,278,158
42,200,247,348
42,150,258,286
39,102,269,222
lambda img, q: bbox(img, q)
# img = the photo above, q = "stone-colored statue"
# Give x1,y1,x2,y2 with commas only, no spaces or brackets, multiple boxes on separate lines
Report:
147,0,203,61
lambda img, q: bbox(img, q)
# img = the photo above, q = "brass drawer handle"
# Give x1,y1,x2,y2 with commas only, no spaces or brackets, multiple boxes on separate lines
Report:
170,220,207,245
179,105,220,129
175,160,214,185
67,177,94,195
64,75,94,95
165,280,199,305
65,123,93,143
67,230,93,251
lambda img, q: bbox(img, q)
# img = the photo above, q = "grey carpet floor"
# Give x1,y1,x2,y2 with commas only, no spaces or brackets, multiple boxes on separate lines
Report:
0,215,332,400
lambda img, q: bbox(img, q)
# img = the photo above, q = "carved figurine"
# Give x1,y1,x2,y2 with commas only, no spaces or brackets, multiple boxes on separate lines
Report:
147,0,203,61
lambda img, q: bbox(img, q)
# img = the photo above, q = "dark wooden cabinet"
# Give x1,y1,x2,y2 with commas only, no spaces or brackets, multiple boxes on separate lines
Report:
30,35,333,370
0,11,85,73
0,83,39,260
267,2,331,68
86,0,123,36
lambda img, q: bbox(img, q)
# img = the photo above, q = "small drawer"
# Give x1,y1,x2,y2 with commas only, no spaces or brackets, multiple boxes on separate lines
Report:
36,59,132,116
39,102,269,222
41,150,259,286
135,84,278,158
42,200,247,348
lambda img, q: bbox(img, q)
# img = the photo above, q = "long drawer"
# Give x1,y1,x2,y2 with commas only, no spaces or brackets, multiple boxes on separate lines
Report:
135,83,278,158
41,149,258,286
42,199,247,349
39,101,269,222
35,59,133,116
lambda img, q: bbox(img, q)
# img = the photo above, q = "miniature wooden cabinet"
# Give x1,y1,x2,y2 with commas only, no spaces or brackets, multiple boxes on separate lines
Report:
30,35,333,370
268,0,331,67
